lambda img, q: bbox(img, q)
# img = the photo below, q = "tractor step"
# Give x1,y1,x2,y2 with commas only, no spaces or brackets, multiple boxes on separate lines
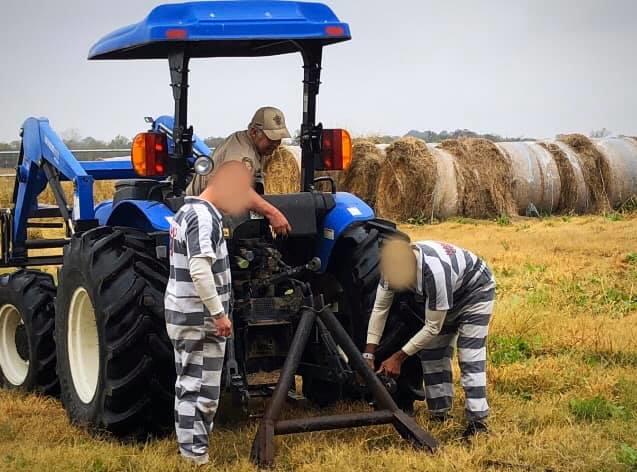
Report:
26,222,64,229
29,204,72,219
24,238,69,249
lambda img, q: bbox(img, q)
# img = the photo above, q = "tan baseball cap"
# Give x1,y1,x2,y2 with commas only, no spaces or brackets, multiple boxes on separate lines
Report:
249,106,291,141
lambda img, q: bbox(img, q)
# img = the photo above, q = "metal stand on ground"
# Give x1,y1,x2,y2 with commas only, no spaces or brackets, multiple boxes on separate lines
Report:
250,306,438,467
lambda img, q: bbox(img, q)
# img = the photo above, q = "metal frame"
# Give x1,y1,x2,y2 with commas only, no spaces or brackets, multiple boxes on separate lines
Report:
251,306,438,467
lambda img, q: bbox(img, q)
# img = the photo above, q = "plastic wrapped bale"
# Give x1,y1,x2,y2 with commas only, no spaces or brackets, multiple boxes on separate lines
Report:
440,138,516,218
426,144,460,219
558,134,611,212
592,137,637,208
263,146,301,194
539,142,589,213
339,140,383,207
376,137,436,223
495,142,562,215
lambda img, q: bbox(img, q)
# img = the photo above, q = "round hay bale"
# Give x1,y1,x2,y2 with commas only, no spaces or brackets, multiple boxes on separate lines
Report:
496,142,561,215
426,144,460,219
551,141,590,213
539,142,584,213
441,138,516,218
558,134,611,212
592,137,637,208
339,140,383,207
263,146,301,194
376,137,436,223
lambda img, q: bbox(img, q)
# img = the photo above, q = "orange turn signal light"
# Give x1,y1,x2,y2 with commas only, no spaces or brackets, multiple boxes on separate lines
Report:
320,129,352,171
131,132,168,177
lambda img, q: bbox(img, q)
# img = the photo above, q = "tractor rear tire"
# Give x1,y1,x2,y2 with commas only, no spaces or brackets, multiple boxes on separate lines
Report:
0,270,58,395
303,223,424,411
55,226,174,437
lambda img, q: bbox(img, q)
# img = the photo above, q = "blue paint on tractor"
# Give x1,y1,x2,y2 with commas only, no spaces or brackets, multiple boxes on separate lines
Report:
315,192,374,271
88,1,350,60
95,199,173,232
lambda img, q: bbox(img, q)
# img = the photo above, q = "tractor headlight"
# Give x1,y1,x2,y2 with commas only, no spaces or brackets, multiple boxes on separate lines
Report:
194,156,214,176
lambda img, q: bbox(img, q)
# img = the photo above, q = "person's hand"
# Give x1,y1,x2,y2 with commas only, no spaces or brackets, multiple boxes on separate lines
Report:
268,209,291,236
365,357,375,371
377,351,407,378
213,315,232,337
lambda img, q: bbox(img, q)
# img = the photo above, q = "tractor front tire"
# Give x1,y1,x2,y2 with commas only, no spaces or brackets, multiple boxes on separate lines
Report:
0,270,58,395
55,226,174,437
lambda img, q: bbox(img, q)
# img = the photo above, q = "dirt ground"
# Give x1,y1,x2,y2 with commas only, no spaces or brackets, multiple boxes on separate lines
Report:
1,214,636,471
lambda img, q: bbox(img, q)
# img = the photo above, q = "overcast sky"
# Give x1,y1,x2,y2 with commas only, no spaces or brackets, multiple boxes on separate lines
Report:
1,0,636,142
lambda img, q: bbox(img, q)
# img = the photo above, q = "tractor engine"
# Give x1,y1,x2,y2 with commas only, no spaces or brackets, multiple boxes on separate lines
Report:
222,214,324,404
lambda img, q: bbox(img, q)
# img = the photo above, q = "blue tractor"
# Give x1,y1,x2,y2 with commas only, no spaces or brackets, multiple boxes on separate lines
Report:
0,1,435,463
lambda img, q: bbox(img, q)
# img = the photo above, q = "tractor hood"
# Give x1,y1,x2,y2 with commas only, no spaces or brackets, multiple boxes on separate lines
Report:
88,1,351,60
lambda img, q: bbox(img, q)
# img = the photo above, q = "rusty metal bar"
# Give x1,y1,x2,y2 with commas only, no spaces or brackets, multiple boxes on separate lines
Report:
274,410,394,435
251,308,317,466
250,306,438,468
317,307,439,451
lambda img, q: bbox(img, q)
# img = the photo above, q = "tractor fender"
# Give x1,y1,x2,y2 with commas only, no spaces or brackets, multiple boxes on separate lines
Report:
94,199,173,232
315,192,374,272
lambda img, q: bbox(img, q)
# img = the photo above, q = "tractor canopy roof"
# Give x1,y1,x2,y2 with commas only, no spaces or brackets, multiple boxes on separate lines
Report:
88,1,351,60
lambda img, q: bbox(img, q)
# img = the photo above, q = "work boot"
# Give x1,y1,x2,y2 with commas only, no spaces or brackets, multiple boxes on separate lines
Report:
462,420,488,440
429,411,452,423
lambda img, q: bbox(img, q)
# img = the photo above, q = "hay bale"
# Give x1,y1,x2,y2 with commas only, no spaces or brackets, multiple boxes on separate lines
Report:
592,137,637,208
339,140,383,207
551,141,590,213
376,137,436,223
263,146,301,194
539,142,580,213
426,144,460,219
558,134,611,212
440,138,515,218
496,142,561,215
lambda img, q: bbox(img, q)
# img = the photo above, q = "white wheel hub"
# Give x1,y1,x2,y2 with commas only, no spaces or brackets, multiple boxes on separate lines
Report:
0,304,29,386
68,287,99,404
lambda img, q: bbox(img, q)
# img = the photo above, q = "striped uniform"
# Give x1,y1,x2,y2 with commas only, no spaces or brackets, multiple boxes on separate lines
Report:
411,241,495,421
164,197,232,463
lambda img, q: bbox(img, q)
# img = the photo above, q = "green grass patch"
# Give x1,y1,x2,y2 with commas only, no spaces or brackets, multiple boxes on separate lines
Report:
582,351,637,368
496,214,511,226
618,444,637,469
625,252,637,265
605,211,624,221
523,262,547,274
489,335,533,365
569,396,628,422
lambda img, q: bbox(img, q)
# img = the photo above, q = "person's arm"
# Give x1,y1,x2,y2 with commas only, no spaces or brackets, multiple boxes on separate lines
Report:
364,284,395,357
184,208,232,337
401,308,448,356
248,188,291,235
189,257,224,318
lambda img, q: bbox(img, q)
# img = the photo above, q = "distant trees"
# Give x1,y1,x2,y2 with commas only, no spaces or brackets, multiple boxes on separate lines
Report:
590,128,611,138
406,129,532,143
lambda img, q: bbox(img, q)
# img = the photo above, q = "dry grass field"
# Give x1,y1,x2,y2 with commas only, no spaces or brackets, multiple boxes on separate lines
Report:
0,211,636,471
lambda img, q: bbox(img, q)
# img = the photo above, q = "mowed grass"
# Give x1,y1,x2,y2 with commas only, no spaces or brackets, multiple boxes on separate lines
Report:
0,214,636,471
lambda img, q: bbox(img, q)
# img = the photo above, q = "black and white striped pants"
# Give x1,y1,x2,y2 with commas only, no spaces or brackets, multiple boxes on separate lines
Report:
167,311,226,463
417,274,496,421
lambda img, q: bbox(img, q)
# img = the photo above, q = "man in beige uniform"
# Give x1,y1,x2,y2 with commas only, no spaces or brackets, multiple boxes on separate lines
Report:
187,106,292,235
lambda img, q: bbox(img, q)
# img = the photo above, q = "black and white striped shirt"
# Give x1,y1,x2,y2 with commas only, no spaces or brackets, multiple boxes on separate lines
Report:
413,241,487,312
379,240,489,312
165,197,232,317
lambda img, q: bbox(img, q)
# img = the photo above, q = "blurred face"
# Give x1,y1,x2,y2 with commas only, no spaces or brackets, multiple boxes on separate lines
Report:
250,128,281,157
208,161,253,216
380,239,417,291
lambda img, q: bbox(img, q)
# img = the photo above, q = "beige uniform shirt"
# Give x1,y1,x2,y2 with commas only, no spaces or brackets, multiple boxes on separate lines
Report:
187,130,262,196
